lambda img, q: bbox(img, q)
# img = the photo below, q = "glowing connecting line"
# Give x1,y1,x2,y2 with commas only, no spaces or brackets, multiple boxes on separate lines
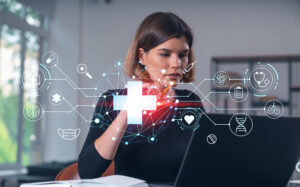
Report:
113,81,156,124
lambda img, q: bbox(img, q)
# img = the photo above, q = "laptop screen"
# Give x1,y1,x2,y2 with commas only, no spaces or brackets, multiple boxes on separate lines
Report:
175,114,300,187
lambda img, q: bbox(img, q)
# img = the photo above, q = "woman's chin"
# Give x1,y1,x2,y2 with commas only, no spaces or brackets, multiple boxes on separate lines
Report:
158,80,177,89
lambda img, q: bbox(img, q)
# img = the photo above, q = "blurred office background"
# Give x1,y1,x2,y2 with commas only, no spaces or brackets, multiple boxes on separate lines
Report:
0,0,300,186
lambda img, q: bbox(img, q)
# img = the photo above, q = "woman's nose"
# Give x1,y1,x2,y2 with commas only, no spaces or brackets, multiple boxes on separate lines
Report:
170,55,181,69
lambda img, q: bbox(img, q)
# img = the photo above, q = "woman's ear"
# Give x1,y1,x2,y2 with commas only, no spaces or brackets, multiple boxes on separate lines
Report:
138,48,146,65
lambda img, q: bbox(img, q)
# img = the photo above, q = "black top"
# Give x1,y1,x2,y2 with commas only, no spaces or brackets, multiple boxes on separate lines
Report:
78,88,204,183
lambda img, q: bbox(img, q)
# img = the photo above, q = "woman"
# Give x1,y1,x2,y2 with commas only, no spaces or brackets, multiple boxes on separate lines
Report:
78,12,204,183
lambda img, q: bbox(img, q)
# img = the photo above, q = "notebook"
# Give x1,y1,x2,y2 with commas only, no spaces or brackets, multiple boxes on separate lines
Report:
20,175,149,187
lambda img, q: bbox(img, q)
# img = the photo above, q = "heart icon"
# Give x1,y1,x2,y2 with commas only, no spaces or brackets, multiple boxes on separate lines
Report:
184,115,195,125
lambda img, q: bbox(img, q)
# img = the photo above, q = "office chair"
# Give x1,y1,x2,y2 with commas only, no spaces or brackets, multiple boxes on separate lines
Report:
55,161,115,180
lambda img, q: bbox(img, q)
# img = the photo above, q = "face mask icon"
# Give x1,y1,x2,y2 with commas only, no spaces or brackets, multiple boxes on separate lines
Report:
58,128,80,140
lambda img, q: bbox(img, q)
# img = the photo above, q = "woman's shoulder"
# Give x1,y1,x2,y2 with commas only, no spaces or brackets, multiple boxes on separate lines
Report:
101,88,127,96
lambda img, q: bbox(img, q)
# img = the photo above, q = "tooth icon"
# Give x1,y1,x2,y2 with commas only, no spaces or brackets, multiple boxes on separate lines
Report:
58,128,81,140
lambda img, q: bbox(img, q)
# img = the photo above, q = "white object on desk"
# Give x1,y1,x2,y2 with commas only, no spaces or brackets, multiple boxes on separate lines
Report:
290,180,300,184
20,175,149,187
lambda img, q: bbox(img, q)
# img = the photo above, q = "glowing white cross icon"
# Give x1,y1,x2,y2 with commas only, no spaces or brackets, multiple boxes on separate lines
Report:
113,81,156,124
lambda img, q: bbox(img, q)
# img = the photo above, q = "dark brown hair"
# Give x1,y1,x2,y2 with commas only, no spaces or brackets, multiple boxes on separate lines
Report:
124,12,195,82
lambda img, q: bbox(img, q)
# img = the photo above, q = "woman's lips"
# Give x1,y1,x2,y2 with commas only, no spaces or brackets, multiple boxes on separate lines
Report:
166,73,181,80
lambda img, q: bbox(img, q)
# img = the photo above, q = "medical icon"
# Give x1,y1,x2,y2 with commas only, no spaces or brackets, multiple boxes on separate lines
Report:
234,86,243,98
52,93,61,103
214,71,230,87
264,99,284,119
184,114,195,125
246,63,279,96
229,113,253,137
235,116,247,134
22,71,43,90
77,63,93,79
42,51,58,67
229,83,248,102
207,134,217,145
24,104,40,119
20,64,51,96
178,109,201,131
253,71,270,88
23,103,43,121
267,103,280,115
49,91,64,105
58,128,81,140
113,81,156,124
183,61,195,75
46,55,55,64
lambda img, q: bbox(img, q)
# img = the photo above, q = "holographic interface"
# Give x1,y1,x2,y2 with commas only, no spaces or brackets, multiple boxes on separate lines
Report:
26,52,283,144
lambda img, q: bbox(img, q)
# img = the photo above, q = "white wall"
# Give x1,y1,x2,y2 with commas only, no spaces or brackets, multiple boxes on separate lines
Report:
44,0,300,161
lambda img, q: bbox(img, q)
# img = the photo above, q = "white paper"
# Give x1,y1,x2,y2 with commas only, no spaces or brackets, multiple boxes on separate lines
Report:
91,175,147,186
20,175,148,187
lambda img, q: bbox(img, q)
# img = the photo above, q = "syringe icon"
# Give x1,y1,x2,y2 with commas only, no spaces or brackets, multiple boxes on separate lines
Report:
183,61,195,75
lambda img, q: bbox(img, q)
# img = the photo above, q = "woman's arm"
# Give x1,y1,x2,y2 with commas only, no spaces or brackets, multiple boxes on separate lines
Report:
78,92,128,179
94,110,127,160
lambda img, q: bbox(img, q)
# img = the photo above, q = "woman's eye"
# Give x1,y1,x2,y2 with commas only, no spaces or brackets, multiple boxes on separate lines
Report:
179,54,188,58
160,53,170,57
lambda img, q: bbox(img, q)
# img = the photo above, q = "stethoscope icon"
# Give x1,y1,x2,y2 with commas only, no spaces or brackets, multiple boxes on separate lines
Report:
77,63,93,79
253,71,270,88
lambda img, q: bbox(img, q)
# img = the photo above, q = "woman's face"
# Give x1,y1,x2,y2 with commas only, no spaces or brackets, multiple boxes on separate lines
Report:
139,36,190,88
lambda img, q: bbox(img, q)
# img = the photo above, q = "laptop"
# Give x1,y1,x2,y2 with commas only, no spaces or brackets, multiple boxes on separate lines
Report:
169,114,300,187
